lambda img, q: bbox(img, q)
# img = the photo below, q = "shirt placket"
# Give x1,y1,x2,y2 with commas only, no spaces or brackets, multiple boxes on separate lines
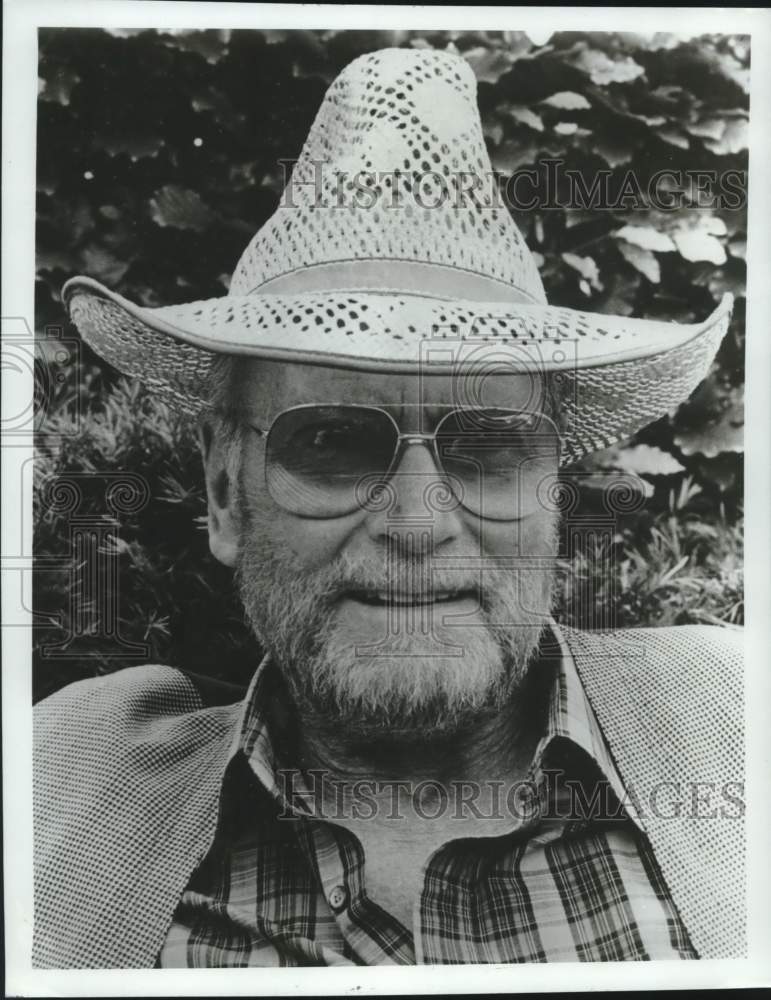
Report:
297,818,416,965
247,756,415,965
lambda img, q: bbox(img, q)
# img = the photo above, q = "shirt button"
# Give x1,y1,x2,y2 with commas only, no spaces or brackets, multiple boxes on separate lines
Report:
328,884,348,913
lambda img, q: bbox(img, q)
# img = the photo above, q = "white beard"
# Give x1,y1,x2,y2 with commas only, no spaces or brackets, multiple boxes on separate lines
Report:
234,512,559,738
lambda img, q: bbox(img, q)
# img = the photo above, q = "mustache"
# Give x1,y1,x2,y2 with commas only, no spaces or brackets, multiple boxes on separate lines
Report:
275,554,506,607
237,534,541,604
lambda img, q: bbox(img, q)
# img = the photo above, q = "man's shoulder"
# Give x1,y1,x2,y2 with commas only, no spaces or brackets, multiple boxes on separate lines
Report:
35,663,247,725
556,622,743,757
558,621,743,682
33,665,245,969
557,623,744,962
35,664,200,728
557,621,743,785
34,664,246,781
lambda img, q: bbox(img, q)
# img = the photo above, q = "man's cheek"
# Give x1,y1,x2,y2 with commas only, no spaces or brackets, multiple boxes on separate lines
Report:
259,513,355,572
236,480,316,570
478,511,559,559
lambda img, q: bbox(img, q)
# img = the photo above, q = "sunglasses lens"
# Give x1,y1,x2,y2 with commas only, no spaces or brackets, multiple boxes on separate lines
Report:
437,409,560,519
266,406,397,516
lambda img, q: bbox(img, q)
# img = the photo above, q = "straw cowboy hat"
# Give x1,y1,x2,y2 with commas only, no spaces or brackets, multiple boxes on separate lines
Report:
62,47,732,465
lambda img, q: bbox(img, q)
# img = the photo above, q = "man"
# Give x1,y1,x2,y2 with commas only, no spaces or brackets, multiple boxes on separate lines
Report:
34,47,743,967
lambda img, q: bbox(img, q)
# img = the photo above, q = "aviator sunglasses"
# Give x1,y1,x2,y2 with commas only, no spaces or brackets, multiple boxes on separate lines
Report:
239,404,562,521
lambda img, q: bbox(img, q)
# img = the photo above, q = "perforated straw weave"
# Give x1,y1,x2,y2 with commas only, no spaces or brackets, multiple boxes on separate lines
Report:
69,290,730,466
63,47,733,460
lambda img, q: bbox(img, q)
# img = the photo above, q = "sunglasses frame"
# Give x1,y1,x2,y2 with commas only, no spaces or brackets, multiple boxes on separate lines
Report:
241,402,564,520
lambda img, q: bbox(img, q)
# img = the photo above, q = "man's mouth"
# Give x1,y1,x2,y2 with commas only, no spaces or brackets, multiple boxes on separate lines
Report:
347,589,477,607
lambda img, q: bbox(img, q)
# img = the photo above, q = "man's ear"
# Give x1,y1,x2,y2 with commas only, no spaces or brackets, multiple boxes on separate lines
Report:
198,420,239,568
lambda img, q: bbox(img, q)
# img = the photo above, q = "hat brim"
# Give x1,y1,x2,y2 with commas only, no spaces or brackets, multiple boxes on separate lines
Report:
63,275,732,465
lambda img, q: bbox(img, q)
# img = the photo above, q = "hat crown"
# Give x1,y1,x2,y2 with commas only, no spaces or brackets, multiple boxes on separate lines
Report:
231,48,546,304
64,47,732,464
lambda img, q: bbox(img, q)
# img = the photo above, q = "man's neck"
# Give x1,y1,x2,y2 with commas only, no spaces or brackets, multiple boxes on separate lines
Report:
297,693,541,786
280,653,554,838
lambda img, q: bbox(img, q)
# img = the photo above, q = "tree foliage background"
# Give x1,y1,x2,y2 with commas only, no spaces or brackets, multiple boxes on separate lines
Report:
34,28,746,701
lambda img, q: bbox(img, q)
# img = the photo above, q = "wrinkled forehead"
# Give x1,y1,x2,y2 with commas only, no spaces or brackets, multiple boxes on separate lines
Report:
232,358,555,422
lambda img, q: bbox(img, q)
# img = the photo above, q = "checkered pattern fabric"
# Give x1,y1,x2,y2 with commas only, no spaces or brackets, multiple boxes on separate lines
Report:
155,631,696,966
33,623,744,968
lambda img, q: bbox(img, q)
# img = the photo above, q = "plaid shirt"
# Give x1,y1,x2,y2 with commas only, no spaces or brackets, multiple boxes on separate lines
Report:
157,627,696,966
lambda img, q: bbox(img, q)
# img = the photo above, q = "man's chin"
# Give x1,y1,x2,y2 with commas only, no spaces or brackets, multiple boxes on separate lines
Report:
281,619,544,739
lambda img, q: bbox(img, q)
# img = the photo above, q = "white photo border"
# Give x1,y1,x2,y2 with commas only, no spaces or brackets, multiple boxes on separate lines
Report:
4,2,770,994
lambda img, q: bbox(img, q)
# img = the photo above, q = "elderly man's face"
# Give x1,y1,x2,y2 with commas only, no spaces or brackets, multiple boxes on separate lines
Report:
203,361,561,737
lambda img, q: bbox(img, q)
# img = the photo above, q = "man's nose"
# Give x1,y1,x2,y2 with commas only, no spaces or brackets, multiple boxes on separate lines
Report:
364,439,465,546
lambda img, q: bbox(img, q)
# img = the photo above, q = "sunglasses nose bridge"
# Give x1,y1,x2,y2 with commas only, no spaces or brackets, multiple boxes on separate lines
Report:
374,434,459,516
399,433,434,448
391,433,444,475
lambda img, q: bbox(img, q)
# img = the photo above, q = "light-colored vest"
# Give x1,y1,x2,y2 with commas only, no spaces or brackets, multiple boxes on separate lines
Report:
33,623,743,968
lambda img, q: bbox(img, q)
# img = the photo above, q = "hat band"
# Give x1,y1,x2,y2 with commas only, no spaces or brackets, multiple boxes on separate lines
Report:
248,259,543,305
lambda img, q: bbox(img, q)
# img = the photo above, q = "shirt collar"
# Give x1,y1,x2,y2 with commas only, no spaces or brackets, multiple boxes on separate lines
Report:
230,621,643,830
535,621,644,830
229,652,289,804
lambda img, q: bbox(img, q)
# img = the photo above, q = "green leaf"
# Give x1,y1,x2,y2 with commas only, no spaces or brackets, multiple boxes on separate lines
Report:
490,137,541,173
617,241,660,283
619,444,685,477
541,91,591,110
674,376,744,457
657,127,690,149
508,106,544,132
463,43,530,84
700,216,727,236
565,46,645,86
672,229,726,265
686,117,726,142
593,272,640,317
159,29,230,64
149,185,218,232
614,225,675,252
703,117,748,155
659,553,691,586
593,138,633,168
525,29,552,48
706,267,746,301
482,120,504,146
561,252,603,291
638,32,683,52
38,67,80,106
648,84,693,109
79,245,130,285
554,122,590,137
37,247,74,272
728,238,746,260
713,48,750,95
589,443,685,477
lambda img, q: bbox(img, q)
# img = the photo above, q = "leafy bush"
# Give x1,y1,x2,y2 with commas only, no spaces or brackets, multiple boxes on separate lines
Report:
34,28,745,700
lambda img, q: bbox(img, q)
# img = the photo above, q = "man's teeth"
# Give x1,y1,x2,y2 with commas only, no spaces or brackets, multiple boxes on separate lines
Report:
356,590,468,605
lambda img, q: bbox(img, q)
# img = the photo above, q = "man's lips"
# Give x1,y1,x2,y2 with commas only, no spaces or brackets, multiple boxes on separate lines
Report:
345,588,478,607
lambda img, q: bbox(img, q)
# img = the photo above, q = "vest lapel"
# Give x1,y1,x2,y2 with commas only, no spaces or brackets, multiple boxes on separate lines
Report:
34,668,244,969
561,623,745,959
